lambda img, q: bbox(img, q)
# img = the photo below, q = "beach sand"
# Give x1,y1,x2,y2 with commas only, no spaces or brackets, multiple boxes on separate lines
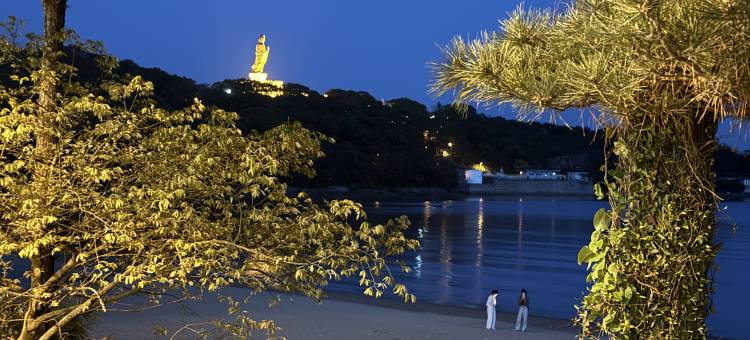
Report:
90,287,577,339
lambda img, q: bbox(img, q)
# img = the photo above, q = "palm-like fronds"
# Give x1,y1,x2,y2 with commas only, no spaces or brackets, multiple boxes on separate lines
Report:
432,0,750,126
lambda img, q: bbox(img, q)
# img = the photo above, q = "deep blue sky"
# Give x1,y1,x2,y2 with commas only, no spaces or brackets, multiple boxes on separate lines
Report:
1,0,562,106
1,0,748,148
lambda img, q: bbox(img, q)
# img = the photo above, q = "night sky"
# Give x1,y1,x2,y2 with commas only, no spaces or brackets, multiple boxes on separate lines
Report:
1,1,562,105
1,0,747,147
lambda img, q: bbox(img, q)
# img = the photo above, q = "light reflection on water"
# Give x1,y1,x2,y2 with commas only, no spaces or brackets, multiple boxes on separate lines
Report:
475,198,483,268
328,196,749,339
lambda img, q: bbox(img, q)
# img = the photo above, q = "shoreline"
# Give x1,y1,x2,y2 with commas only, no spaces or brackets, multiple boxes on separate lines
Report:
322,290,576,333
288,186,603,203
90,287,578,339
90,289,735,339
275,291,735,339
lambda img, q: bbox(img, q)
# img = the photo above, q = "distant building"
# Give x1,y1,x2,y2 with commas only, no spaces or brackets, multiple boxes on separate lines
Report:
464,169,483,184
519,170,562,180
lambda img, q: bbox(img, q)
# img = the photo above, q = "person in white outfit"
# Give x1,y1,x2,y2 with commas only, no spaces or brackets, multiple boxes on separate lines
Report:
485,289,498,330
514,289,529,331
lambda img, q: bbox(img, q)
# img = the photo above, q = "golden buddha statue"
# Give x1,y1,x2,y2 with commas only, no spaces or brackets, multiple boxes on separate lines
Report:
251,34,270,74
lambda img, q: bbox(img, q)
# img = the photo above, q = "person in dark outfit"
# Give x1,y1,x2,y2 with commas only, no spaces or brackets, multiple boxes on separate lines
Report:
514,289,529,331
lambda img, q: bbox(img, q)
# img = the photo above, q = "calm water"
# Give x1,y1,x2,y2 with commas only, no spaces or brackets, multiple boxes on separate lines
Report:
329,196,750,339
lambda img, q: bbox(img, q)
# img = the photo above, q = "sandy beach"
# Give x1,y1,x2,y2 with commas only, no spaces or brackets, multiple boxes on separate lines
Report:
90,287,577,339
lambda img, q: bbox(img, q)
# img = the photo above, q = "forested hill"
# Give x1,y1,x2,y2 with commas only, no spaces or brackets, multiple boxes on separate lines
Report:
113,59,608,188
6,53,750,189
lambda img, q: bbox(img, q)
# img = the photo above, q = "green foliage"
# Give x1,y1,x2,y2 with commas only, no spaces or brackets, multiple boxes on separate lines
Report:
578,120,718,338
0,20,418,339
433,0,749,338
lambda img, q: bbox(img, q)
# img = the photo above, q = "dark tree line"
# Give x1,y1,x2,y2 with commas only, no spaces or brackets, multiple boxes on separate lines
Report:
4,51,750,190
198,79,609,188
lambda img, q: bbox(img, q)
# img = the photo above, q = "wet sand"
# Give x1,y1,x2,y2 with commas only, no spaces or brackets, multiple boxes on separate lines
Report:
90,287,577,339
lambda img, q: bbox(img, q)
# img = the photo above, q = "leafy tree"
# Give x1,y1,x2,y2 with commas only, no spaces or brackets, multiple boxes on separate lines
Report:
0,2,417,339
433,0,749,338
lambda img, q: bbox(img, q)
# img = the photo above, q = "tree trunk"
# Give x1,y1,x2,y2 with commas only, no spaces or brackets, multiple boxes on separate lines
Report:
18,1,67,339
38,0,65,122
612,112,718,338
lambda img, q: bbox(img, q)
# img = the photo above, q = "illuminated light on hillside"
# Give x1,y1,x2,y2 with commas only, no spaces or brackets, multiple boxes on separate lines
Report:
441,150,450,158
224,88,232,94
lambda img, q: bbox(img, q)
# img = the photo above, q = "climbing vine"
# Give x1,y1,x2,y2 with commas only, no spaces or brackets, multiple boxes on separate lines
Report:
577,115,718,338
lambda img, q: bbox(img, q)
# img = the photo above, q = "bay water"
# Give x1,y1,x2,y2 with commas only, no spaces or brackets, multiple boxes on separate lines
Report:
329,196,749,339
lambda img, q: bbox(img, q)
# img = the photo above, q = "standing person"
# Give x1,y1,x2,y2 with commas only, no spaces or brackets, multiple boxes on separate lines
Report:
514,289,529,331
485,289,498,330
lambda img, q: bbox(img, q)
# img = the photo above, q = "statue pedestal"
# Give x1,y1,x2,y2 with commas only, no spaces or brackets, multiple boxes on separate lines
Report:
244,74,285,98
248,72,268,82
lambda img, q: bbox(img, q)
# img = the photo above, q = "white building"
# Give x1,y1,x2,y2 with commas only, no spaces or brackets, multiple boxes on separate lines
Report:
464,169,483,184
519,170,562,180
